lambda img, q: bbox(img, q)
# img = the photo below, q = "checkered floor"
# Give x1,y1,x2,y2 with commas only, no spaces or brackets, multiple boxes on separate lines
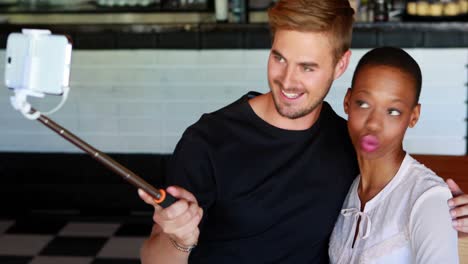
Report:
0,212,154,264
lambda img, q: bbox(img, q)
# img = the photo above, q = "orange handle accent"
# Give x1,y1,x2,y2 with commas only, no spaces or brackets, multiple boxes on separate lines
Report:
153,189,167,204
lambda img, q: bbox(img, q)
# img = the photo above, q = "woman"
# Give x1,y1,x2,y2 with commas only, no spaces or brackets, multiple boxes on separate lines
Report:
328,47,459,263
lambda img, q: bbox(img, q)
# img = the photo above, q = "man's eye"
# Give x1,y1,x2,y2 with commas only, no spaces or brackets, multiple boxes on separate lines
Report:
274,55,285,63
357,100,369,109
303,66,313,72
388,109,401,116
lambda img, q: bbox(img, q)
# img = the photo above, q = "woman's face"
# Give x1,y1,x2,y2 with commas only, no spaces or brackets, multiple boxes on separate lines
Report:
344,65,420,160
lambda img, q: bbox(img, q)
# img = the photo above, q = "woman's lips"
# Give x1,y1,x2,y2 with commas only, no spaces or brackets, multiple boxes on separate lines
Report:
360,135,379,153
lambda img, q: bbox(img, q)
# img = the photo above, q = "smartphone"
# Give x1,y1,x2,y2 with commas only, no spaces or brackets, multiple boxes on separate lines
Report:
4,29,72,95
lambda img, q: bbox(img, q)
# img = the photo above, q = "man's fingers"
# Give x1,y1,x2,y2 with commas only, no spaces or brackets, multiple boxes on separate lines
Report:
167,186,198,204
138,189,155,204
453,217,468,232
157,201,200,226
174,213,201,239
446,178,464,196
451,205,468,219
455,226,468,234
156,203,201,230
448,194,468,207
138,189,163,212
155,199,192,222
170,213,202,246
139,186,202,247
138,189,152,203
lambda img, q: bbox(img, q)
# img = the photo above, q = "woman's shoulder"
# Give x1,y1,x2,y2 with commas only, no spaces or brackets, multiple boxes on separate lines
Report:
401,155,452,216
404,156,459,264
404,154,449,194
389,154,452,217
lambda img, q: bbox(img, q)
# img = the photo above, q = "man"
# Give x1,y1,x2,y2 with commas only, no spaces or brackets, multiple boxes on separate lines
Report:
138,0,468,263
140,1,356,262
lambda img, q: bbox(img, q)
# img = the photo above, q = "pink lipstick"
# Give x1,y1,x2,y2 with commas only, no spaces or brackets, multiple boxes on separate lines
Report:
360,135,379,153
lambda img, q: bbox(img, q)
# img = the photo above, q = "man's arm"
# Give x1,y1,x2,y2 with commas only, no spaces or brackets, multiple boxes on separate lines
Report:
139,127,215,263
139,187,203,264
446,178,468,236
140,224,192,263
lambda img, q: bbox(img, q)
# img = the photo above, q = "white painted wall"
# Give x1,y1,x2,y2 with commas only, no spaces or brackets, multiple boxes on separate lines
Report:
0,48,466,155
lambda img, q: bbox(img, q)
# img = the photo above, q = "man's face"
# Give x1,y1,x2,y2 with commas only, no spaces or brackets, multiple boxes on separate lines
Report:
267,29,339,120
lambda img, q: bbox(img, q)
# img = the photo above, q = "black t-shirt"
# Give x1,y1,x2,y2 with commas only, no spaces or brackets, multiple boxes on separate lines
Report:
166,92,358,263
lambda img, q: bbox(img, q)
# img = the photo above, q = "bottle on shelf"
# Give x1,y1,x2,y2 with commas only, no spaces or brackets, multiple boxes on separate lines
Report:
230,0,249,23
443,0,460,16
373,0,389,21
388,0,406,21
428,0,444,16
215,0,229,23
406,0,418,15
357,0,370,22
416,0,430,16
460,0,468,15
367,0,375,21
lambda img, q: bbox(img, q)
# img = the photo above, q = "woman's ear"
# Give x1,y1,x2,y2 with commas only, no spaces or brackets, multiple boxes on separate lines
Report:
409,103,421,128
343,88,352,115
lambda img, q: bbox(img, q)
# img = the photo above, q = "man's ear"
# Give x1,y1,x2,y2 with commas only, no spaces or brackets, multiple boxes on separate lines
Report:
333,50,351,80
409,103,421,128
344,88,352,115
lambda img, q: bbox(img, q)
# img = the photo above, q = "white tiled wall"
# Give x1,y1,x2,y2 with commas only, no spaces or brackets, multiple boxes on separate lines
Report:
0,48,466,155
329,49,468,155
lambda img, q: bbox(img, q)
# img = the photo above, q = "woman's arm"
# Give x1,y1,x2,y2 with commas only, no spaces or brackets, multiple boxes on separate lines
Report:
409,186,459,263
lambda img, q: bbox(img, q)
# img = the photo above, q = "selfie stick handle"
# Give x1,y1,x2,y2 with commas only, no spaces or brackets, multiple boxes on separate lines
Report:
31,108,177,208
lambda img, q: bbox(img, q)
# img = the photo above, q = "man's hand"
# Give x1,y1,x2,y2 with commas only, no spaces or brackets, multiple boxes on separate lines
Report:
446,178,468,236
138,186,203,247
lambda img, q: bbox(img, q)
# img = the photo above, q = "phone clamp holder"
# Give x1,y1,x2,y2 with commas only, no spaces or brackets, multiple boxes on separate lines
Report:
9,28,70,120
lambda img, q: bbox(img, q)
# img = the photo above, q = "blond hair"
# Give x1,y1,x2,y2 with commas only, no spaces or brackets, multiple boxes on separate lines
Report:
268,0,354,63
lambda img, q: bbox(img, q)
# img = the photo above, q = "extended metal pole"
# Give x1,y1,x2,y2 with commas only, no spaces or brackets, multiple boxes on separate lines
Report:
33,108,176,208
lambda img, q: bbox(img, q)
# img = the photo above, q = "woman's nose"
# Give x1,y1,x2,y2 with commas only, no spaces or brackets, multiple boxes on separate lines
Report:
365,110,383,132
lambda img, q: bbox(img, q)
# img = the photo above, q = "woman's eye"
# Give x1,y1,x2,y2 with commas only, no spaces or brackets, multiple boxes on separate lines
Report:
357,100,369,109
388,109,401,116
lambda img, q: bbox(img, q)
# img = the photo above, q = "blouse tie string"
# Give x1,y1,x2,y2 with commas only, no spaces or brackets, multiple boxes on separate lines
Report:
341,208,372,239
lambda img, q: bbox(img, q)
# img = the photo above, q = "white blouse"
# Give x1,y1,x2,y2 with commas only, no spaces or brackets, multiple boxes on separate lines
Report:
329,154,459,264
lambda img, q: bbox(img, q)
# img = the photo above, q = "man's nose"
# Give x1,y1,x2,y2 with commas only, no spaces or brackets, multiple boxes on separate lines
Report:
280,66,298,89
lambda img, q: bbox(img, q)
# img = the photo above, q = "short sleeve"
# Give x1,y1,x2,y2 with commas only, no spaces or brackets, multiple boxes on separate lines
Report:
409,186,459,264
165,128,217,213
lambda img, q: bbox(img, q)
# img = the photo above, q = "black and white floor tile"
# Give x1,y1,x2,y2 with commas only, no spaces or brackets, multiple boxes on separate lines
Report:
0,212,154,264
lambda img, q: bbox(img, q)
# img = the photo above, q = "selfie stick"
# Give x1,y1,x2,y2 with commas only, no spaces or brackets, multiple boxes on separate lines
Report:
6,28,176,208
10,93,177,209
35,109,177,208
